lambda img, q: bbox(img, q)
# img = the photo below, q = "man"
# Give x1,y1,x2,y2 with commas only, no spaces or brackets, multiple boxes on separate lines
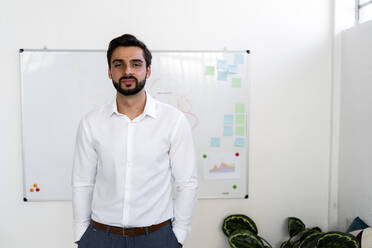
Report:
72,34,198,248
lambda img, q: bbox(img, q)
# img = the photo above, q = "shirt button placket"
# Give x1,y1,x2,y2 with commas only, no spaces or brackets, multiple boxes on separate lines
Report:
123,121,134,225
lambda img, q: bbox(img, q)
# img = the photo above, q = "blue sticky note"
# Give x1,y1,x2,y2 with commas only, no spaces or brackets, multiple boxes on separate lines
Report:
217,60,227,70
210,137,221,147
235,138,245,147
224,114,234,124
223,126,233,136
218,71,228,81
234,54,244,64
229,65,239,74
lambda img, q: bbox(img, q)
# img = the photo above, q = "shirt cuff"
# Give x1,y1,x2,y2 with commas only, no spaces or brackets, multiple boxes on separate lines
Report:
172,226,188,245
74,222,90,242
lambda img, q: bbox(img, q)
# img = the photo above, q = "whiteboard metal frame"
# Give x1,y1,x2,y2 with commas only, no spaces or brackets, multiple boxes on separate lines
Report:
19,49,251,201
20,48,250,53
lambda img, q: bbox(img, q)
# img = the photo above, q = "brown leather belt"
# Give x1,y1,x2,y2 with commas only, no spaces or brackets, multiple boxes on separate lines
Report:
91,219,171,236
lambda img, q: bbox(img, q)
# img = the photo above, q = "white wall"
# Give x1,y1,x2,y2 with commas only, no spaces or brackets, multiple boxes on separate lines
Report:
0,0,333,247
328,0,356,230
338,20,372,231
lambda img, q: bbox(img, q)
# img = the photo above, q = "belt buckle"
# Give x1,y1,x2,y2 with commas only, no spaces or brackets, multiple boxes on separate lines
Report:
122,229,127,236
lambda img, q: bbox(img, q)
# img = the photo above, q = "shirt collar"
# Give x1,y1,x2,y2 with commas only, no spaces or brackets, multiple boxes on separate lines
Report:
109,90,157,119
143,91,157,119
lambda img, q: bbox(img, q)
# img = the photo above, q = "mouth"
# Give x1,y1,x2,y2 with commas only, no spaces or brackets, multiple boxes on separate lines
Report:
120,79,135,87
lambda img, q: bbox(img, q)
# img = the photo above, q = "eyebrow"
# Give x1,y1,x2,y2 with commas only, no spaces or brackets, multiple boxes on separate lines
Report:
111,59,144,64
111,59,124,64
130,59,144,64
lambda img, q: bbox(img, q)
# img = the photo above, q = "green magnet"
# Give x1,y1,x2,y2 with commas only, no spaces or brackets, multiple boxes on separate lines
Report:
233,185,237,189
203,154,207,159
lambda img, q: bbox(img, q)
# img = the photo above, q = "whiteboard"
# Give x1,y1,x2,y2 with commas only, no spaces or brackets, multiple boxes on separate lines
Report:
20,49,250,201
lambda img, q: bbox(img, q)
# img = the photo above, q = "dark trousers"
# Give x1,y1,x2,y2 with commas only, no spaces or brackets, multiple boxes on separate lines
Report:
78,222,180,248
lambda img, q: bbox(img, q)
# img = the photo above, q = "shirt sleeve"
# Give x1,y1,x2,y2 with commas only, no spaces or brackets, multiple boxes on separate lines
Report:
71,117,98,242
169,113,198,245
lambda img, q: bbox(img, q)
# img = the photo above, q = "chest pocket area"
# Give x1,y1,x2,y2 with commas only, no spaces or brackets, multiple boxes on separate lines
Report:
131,133,170,170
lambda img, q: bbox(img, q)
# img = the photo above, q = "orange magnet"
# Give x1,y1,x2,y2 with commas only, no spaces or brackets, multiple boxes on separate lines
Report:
30,188,34,192
33,184,38,188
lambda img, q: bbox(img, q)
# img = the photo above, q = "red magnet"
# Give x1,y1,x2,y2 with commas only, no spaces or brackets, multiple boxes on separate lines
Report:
36,188,40,192
235,152,239,157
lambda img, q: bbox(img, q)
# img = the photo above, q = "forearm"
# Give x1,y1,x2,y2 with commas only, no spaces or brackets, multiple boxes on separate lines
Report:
72,185,94,242
172,180,198,244
72,118,97,242
169,113,198,244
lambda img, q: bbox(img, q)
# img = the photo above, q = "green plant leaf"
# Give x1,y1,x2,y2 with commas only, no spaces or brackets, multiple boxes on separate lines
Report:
259,236,273,248
290,230,306,247
228,229,265,248
304,227,322,236
311,227,322,233
288,217,306,238
297,232,324,248
280,240,292,248
223,215,258,237
316,232,360,248
295,227,323,246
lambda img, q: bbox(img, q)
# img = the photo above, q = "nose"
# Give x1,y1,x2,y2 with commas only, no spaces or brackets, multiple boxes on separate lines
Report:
124,65,134,75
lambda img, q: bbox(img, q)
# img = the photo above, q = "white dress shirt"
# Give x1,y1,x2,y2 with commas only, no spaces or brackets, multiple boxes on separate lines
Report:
72,92,198,244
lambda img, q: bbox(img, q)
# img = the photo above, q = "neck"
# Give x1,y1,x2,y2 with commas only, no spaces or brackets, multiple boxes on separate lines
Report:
116,89,146,120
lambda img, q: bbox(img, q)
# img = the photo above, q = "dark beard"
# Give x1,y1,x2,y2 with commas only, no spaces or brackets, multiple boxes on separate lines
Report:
112,76,146,96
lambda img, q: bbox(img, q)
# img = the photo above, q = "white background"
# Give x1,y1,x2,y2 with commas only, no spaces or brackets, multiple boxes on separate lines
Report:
0,0,363,247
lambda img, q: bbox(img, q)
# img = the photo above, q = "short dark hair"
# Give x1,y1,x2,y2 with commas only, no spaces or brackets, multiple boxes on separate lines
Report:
107,34,152,68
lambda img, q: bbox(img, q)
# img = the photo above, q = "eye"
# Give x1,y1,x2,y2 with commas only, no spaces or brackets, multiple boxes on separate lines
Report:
133,63,142,67
114,63,122,68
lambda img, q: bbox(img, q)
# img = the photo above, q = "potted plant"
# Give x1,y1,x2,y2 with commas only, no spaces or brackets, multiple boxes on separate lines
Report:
222,215,360,248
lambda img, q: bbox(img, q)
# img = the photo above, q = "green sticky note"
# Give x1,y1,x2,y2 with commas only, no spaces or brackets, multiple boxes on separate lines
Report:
232,78,241,88
235,126,245,136
235,104,245,113
205,66,215,75
235,114,245,124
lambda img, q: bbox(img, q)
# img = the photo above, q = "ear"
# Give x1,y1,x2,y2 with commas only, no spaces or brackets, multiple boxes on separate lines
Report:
146,66,151,78
108,67,112,79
